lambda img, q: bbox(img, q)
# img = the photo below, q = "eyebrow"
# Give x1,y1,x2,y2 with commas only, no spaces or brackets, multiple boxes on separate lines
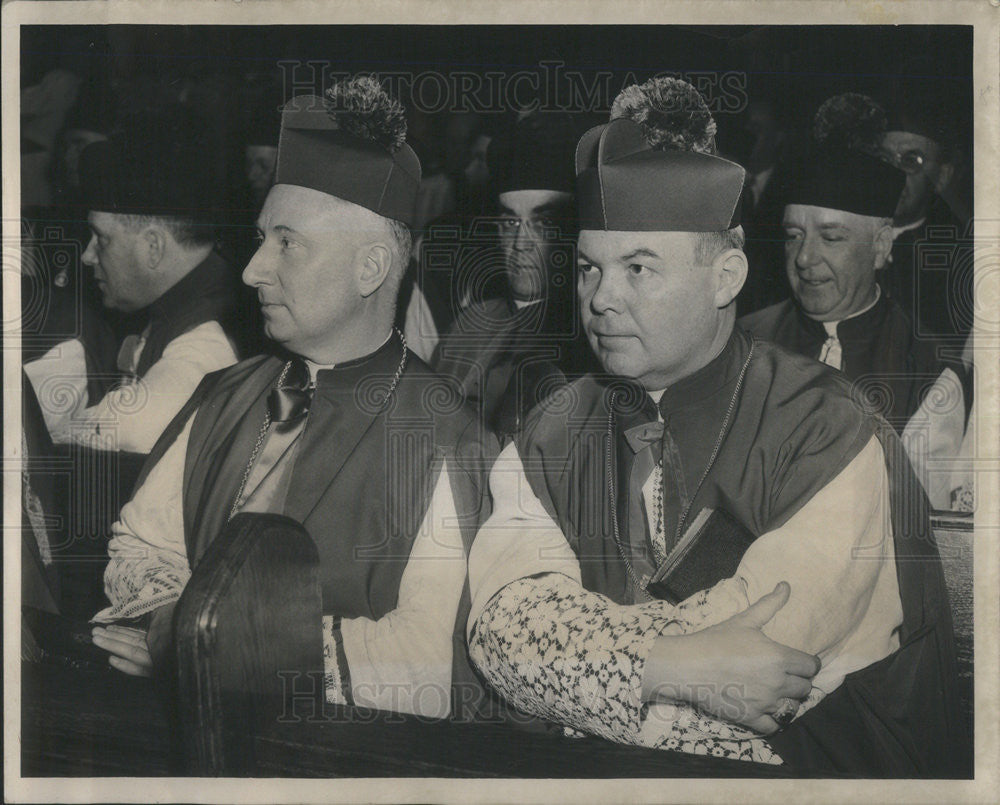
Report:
255,223,304,237
620,247,661,261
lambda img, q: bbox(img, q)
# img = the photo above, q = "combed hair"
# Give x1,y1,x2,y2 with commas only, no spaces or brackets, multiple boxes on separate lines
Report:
694,225,745,265
386,217,413,272
120,214,215,248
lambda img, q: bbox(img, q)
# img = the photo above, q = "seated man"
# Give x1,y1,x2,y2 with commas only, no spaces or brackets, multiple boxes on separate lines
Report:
90,78,495,720
432,111,595,442
24,106,242,455
467,117,964,775
880,91,971,339
739,143,971,506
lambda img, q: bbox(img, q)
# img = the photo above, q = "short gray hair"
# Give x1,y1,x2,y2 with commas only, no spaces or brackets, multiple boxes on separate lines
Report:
694,225,746,265
120,214,215,248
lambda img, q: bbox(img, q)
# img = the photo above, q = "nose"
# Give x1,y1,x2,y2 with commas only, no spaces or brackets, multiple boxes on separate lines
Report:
793,234,821,271
241,245,273,288
81,234,98,268
586,268,623,315
512,220,537,252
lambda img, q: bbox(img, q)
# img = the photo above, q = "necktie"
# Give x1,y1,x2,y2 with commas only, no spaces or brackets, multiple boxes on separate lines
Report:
622,401,682,568
234,359,314,514
268,358,313,429
818,324,842,370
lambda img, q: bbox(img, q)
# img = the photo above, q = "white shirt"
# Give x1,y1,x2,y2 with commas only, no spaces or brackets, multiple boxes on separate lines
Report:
24,321,239,454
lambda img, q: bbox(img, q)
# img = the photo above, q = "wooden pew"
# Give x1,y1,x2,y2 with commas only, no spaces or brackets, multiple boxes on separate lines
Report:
170,513,806,778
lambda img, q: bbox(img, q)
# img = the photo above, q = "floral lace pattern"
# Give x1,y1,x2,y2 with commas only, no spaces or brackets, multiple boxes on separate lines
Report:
469,575,782,764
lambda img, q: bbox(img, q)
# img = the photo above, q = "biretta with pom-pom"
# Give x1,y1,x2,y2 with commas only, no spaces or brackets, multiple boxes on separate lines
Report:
275,87,421,226
575,117,745,232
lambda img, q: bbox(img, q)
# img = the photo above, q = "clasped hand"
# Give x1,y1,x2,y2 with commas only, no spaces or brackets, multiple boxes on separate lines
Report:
643,581,821,735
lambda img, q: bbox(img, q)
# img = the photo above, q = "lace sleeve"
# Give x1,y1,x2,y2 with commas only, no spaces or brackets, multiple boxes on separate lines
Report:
469,574,781,764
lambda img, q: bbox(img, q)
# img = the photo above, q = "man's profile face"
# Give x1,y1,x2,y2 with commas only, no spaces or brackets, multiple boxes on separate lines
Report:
243,183,368,359
783,204,885,322
880,130,948,226
81,211,153,312
577,229,721,390
498,189,574,302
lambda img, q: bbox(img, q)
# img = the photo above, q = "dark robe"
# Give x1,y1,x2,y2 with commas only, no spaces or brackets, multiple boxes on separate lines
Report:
884,202,972,341
739,291,970,433
135,332,498,720
133,249,243,377
514,327,967,776
433,296,597,442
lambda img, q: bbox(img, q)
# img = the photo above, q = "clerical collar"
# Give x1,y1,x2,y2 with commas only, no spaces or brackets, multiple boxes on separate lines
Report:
647,327,749,416
306,329,395,384
817,285,882,336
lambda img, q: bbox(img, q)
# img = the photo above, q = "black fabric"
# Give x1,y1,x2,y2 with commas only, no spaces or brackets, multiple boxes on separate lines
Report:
884,205,973,340
739,289,968,432
489,112,579,196
77,105,222,222
133,250,242,379
267,358,312,424
433,295,597,444
786,142,905,218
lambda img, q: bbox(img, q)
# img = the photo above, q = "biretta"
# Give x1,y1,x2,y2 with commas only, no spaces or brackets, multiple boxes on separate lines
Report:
274,93,422,226
787,143,905,218
78,104,220,222
575,117,745,232
489,111,578,196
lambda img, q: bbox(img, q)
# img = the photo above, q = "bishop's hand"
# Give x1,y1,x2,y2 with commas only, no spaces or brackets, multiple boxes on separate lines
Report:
91,601,176,676
642,582,820,735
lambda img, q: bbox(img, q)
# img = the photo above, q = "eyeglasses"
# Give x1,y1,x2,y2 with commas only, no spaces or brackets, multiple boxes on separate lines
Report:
881,148,929,174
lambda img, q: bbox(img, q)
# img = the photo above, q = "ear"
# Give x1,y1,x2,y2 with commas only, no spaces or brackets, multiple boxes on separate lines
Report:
139,225,168,270
712,249,749,309
933,160,955,194
872,223,894,270
357,242,393,298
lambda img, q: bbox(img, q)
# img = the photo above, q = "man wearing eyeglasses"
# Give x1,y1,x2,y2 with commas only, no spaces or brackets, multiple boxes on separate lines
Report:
431,111,596,442
879,95,971,339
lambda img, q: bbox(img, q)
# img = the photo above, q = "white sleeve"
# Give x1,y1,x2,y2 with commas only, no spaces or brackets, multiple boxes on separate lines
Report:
467,435,903,751
330,460,468,718
91,415,194,623
23,338,90,435
901,367,968,509
467,441,583,631
695,434,904,695
50,321,238,454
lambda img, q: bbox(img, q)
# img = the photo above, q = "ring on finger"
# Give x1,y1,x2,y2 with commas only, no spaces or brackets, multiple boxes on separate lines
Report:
773,697,798,729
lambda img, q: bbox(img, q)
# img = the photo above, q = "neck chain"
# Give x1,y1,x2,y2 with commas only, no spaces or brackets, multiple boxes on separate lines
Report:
607,340,755,599
228,328,408,521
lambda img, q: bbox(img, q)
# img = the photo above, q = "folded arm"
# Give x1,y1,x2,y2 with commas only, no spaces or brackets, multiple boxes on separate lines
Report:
467,438,900,755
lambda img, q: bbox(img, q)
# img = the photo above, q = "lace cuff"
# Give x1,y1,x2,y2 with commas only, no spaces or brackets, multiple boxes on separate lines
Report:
469,575,782,764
